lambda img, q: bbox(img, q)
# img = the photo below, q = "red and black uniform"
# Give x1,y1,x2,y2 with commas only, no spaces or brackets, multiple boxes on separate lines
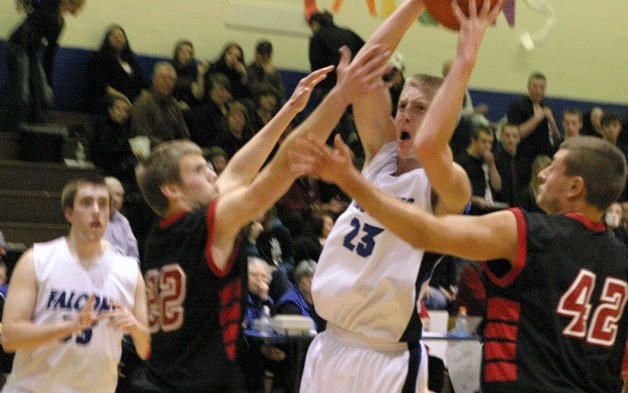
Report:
132,200,247,393
482,208,628,393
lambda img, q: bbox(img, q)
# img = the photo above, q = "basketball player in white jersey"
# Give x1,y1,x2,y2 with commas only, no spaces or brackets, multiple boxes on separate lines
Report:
1,176,150,393
298,0,504,392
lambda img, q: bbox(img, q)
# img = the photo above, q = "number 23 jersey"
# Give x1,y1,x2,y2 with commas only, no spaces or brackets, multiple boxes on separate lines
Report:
312,142,433,343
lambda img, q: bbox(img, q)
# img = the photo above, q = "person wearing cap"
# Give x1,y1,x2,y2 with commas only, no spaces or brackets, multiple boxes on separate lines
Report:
247,39,286,101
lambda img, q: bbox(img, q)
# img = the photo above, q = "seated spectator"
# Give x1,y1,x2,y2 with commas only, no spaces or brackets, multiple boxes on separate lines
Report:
605,202,628,246
85,24,147,113
209,42,251,101
562,108,583,140
423,255,458,312
293,210,334,263
240,257,286,393
276,176,321,220
277,259,325,333
187,74,232,147
600,111,624,148
247,39,285,101
130,62,190,146
216,101,255,158
203,146,229,176
581,106,604,138
170,39,209,108
494,124,527,207
250,83,281,132
455,126,503,213
516,154,552,213
90,96,138,186
256,211,295,301
104,177,139,261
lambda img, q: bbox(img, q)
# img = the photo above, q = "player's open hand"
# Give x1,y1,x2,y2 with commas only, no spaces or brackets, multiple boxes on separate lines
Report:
453,0,504,65
292,134,355,185
335,45,392,104
286,65,334,113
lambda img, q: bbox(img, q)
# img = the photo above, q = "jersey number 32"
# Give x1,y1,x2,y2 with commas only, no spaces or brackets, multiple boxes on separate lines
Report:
145,264,187,333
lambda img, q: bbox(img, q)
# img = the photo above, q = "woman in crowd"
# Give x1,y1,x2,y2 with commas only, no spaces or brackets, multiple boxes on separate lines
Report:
209,42,250,101
170,39,209,108
85,24,147,112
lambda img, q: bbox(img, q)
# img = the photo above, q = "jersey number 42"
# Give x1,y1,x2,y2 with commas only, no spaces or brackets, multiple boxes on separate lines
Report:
557,269,627,347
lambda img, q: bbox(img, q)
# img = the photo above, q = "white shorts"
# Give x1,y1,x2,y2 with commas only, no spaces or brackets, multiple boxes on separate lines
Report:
300,324,428,393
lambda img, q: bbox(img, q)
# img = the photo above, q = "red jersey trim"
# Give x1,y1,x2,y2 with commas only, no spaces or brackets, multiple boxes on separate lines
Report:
205,199,238,277
159,210,187,229
484,361,518,382
564,212,606,232
487,208,527,288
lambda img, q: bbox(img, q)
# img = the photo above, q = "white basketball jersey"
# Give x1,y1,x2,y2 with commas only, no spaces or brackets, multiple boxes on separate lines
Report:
3,237,138,393
312,142,432,342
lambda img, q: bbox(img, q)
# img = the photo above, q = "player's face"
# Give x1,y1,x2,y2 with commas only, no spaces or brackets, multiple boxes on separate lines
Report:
536,149,571,214
66,184,110,240
395,85,432,160
178,154,219,209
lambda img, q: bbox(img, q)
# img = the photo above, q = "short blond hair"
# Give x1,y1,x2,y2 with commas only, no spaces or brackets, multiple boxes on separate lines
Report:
403,74,444,102
136,140,202,217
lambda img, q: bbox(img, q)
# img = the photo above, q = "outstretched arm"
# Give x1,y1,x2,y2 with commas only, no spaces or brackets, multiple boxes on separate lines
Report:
413,0,504,215
296,135,518,263
352,0,427,164
210,48,391,267
217,66,333,195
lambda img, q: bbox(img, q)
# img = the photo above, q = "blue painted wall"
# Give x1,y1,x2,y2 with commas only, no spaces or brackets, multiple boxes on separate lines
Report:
0,40,625,124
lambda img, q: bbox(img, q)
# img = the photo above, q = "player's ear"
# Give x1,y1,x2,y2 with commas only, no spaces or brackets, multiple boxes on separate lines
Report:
160,183,181,200
568,176,585,200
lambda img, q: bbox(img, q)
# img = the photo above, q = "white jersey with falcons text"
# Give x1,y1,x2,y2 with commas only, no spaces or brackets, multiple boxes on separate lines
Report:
312,142,432,342
3,237,138,393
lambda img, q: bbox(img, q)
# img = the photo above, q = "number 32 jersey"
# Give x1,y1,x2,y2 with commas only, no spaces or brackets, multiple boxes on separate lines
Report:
313,142,434,343
482,209,628,393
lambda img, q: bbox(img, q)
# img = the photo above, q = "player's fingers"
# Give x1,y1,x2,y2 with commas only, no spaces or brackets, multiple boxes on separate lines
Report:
488,0,505,23
480,0,491,18
468,0,478,18
451,0,466,23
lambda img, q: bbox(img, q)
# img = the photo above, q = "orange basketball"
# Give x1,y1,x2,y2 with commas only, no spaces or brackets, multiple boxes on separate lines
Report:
424,0,504,31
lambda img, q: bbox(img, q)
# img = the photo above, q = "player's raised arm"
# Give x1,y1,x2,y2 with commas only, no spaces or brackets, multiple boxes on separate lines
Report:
413,0,504,214
217,66,333,195
352,0,427,164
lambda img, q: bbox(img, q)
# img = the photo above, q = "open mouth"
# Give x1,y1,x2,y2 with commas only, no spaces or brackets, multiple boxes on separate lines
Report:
400,132,411,141
90,222,102,229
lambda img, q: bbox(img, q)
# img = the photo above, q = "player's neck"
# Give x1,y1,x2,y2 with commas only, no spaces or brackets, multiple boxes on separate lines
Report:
65,235,105,267
554,202,604,224
396,157,421,176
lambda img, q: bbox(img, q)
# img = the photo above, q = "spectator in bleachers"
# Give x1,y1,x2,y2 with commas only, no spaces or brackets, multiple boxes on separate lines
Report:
4,0,85,132
187,74,232,148
581,106,604,138
209,43,251,101
494,124,527,207
216,101,255,158
600,111,624,148
130,62,190,146
247,39,286,102
516,154,552,213
455,126,502,213
85,24,147,113
562,108,583,140
250,83,281,132
605,202,628,246
204,146,229,176
104,177,139,261
277,259,325,333
91,96,138,186
170,39,209,109
506,72,562,177
307,10,364,98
